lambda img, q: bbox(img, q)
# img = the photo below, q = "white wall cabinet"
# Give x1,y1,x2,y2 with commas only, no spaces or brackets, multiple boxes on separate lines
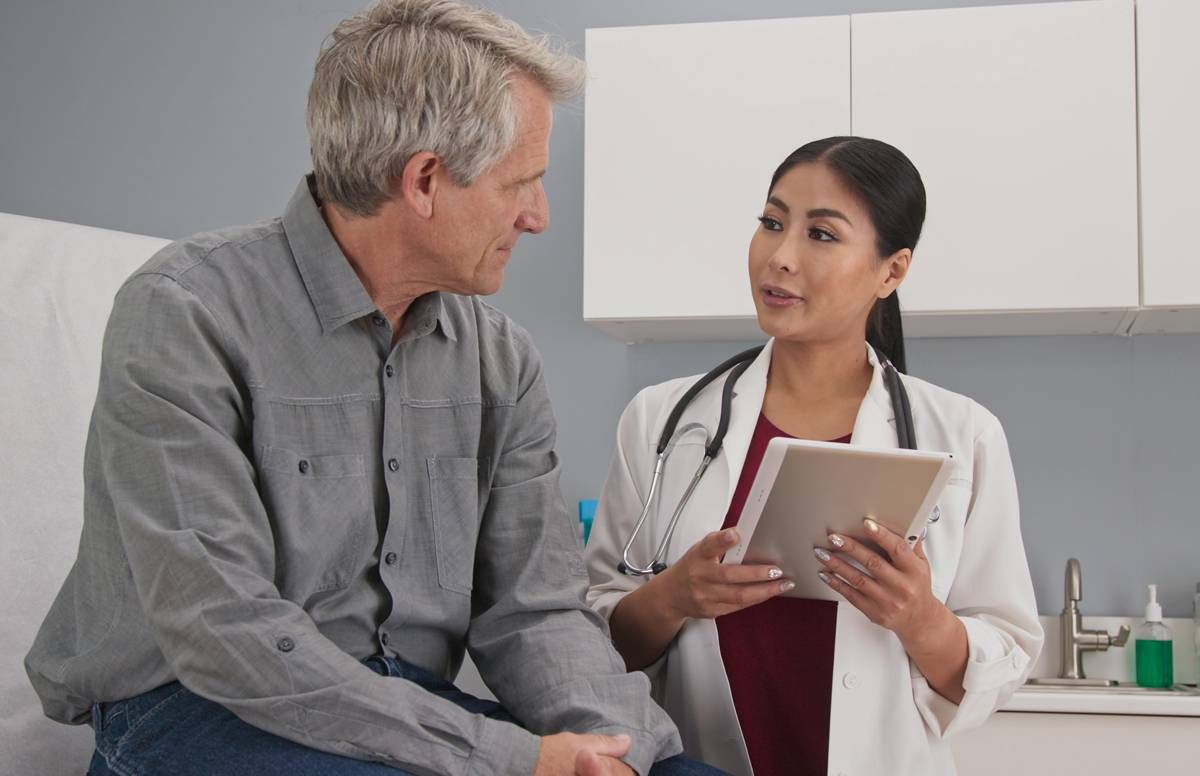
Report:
1130,0,1200,334
584,2,1163,342
850,0,1139,338
584,17,850,342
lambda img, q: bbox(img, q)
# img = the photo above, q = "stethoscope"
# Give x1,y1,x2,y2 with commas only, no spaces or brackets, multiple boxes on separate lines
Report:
617,343,924,576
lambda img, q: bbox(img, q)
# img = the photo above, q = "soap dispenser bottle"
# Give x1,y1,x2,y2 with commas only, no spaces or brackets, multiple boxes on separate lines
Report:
1135,584,1173,688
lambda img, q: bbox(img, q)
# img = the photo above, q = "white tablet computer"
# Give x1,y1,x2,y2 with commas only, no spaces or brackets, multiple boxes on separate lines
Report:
723,438,955,601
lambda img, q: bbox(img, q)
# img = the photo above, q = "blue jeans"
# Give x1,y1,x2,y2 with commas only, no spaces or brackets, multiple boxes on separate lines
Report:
87,656,725,775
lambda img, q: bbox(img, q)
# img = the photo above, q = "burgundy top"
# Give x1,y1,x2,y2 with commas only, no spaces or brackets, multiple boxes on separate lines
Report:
714,413,846,776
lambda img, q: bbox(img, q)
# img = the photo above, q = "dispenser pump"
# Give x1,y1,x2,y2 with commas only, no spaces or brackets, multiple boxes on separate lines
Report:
1145,584,1163,623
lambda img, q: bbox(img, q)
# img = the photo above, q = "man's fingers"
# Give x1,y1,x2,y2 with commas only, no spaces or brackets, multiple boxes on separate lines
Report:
580,733,631,759
575,750,606,776
696,528,739,560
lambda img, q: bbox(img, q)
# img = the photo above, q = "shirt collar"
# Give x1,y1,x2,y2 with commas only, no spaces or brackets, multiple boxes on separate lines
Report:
281,174,456,342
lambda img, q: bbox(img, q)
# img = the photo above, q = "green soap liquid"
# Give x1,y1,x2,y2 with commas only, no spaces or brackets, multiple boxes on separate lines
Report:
1135,639,1174,688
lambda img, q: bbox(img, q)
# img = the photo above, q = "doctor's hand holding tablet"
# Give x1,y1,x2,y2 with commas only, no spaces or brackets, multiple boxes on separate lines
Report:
584,137,1043,776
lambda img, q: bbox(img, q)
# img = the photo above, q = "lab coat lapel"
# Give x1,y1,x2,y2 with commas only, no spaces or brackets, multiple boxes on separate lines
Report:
718,340,773,510
850,343,900,449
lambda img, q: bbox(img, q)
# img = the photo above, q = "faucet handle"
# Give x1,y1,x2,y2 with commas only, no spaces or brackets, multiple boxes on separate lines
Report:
1110,625,1131,648
1065,558,1082,604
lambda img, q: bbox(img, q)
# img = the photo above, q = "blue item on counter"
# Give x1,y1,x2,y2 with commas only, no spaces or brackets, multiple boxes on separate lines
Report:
578,499,598,545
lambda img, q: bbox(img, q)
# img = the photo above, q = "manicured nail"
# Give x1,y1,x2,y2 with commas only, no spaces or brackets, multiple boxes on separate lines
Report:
818,571,832,585
813,547,831,563
828,534,845,548
768,567,783,580
864,517,880,534
780,581,796,593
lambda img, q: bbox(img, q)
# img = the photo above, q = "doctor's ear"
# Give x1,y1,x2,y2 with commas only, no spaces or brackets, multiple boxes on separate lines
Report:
876,248,912,299
394,151,443,220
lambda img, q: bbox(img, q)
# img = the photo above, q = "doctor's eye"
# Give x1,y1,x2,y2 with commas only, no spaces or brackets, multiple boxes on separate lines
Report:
756,215,783,232
808,227,837,242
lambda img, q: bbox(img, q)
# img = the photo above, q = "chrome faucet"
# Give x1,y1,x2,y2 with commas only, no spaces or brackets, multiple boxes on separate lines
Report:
1028,558,1130,687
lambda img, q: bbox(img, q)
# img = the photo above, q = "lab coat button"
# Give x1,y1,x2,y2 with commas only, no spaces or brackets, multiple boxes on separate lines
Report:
842,672,859,689
388,458,400,472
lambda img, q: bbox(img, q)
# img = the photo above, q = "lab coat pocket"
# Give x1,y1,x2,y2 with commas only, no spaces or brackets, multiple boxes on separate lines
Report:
258,445,369,600
428,457,482,596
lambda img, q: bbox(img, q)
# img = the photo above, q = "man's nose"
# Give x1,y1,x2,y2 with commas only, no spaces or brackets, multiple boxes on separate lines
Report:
517,181,549,234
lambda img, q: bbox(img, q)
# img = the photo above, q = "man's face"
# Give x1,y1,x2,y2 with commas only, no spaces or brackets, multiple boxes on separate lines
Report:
431,74,552,296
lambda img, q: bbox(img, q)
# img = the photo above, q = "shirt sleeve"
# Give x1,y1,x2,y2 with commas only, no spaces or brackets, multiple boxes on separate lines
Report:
465,333,681,776
583,389,671,684
97,273,539,776
910,412,1044,738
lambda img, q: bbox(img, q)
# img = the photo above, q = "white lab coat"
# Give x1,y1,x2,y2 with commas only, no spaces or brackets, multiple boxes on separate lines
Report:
585,340,1043,776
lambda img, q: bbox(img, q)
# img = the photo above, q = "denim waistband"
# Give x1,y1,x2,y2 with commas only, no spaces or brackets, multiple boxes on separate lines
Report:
91,656,452,731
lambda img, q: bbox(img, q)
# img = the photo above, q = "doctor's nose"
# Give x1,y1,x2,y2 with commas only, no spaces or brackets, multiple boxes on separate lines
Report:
767,249,797,274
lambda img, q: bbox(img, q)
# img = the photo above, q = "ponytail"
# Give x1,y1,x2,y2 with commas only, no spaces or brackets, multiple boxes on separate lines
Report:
867,291,906,374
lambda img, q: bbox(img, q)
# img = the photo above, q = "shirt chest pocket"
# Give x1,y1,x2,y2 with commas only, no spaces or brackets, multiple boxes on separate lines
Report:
258,445,370,601
427,457,482,596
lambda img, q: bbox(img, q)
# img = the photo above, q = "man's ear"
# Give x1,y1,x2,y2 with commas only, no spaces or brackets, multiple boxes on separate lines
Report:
877,248,911,298
395,151,442,219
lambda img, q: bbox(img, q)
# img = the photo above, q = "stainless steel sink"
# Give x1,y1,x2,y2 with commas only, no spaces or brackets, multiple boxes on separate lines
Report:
1022,681,1198,696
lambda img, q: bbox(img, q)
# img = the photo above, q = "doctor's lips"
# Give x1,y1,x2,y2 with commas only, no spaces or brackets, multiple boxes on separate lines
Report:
760,284,804,308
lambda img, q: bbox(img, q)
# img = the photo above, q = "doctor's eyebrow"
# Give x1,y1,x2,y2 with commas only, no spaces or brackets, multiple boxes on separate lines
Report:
806,207,853,226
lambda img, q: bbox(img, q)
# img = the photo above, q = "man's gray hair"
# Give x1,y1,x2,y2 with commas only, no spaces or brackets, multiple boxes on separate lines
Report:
307,0,584,217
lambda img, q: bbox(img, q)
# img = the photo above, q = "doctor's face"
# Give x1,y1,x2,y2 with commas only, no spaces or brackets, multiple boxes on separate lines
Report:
748,162,899,344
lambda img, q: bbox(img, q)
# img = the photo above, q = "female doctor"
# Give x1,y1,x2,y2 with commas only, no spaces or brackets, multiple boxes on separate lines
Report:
584,137,1043,776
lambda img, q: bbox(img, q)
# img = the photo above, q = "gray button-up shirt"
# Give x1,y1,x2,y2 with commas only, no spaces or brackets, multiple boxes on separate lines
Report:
25,177,681,775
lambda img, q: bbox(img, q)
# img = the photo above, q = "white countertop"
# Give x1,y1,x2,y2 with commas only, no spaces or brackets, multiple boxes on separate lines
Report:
1003,684,1200,717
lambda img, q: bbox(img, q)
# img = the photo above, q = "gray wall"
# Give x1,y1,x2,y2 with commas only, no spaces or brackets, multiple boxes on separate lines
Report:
3,0,1197,618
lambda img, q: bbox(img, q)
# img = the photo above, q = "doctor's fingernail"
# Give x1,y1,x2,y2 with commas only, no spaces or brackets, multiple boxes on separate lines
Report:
864,518,880,534
818,571,832,586
813,548,831,563
828,534,845,548
780,581,796,593
768,567,783,580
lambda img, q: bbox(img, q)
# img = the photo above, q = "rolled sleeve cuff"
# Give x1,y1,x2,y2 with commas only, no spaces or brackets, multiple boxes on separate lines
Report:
466,718,540,776
912,616,1031,739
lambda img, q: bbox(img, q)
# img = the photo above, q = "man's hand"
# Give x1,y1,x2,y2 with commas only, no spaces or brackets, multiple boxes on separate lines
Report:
534,732,633,776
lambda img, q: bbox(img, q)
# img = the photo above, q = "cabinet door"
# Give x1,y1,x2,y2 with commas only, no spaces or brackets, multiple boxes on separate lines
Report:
584,17,850,341
1133,0,1200,332
851,1,1138,335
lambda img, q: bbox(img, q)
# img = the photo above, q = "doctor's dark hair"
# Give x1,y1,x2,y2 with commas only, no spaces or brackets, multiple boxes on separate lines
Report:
769,137,926,373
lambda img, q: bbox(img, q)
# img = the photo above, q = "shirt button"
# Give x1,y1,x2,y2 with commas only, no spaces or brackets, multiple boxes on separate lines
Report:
384,552,398,566
388,458,400,472
276,637,295,653
380,632,389,646
385,364,394,378
297,459,309,474
842,672,859,690
372,315,386,327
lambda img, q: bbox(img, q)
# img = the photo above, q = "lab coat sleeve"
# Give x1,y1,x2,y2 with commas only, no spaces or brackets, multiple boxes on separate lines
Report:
583,389,673,682
585,389,654,620
911,410,1044,738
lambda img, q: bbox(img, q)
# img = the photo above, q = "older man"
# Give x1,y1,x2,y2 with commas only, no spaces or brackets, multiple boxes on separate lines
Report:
25,2,722,775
